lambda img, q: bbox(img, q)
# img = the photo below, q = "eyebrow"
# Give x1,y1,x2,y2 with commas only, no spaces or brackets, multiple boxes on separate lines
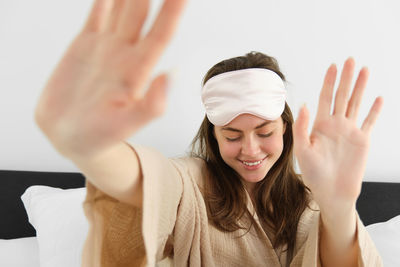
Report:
221,121,274,132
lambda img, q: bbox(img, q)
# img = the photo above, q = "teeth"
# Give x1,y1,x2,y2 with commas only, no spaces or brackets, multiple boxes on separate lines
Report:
243,160,262,166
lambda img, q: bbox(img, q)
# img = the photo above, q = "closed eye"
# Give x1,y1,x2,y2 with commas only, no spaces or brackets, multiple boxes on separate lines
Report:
225,132,273,142
259,132,273,138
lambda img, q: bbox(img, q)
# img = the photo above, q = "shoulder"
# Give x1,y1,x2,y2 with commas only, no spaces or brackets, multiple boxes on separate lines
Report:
297,197,320,232
170,156,207,188
303,198,320,218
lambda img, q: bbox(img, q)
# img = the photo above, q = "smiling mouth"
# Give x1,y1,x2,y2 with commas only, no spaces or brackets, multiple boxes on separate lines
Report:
242,159,263,166
239,155,268,166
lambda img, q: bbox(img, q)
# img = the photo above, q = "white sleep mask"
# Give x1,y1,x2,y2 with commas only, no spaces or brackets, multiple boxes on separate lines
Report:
201,68,286,126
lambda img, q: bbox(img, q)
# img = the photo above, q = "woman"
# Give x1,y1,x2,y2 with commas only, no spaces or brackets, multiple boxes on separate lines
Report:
34,0,383,266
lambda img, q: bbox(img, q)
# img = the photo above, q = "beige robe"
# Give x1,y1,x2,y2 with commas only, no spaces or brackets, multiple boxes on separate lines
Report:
81,145,382,266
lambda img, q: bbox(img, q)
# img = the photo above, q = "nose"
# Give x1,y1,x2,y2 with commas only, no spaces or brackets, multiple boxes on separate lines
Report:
241,135,261,157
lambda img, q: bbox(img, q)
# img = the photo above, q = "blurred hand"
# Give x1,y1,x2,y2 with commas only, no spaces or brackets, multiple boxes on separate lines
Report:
35,0,186,159
293,58,383,214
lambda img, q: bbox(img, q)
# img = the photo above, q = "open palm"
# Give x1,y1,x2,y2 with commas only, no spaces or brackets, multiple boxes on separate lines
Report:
35,0,186,158
293,58,384,211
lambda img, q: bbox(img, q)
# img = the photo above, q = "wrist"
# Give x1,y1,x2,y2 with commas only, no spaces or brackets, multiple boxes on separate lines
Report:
320,203,357,228
69,141,127,165
314,193,357,220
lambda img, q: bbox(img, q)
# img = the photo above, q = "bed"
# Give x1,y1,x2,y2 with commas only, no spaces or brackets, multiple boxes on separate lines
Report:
1,170,399,267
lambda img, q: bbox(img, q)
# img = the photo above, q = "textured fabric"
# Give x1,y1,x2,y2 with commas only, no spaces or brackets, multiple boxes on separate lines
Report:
201,68,286,126
81,145,382,267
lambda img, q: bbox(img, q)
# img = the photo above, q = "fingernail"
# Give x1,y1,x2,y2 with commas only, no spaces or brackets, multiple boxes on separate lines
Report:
347,56,355,65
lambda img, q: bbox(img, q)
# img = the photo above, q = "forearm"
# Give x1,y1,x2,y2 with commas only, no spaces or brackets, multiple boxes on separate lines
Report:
319,204,359,267
72,141,143,207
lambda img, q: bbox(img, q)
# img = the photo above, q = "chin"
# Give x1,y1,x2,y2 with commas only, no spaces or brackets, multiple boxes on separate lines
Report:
240,172,267,183
236,165,269,182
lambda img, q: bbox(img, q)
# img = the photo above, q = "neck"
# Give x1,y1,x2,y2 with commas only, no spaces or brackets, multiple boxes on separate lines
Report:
243,181,256,196
243,182,257,207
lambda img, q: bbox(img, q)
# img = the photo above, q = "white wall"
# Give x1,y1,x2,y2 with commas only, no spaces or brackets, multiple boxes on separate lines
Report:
0,0,399,182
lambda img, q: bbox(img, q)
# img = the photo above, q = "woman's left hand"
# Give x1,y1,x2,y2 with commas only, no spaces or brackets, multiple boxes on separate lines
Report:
292,57,384,214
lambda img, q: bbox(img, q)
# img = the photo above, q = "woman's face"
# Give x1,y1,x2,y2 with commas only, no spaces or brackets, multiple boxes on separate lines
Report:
214,113,286,193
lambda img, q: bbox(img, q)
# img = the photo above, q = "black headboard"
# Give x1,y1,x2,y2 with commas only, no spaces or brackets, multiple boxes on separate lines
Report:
1,169,399,239
356,181,400,225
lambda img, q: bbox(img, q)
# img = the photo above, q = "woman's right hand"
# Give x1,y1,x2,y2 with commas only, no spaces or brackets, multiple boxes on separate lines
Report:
35,0,186,159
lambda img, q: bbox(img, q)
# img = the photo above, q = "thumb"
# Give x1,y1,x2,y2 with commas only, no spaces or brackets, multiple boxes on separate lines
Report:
136,72,169,120
293,104,310,154
109,73,170,138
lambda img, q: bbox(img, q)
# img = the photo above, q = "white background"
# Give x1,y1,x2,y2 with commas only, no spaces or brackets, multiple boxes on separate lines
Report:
0,0,399,182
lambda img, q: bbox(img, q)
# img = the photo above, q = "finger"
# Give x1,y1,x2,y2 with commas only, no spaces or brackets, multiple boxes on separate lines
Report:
141,0,187,69
82,0,113,33
116,0,149,42
361,97,384,134
346,67,369,121
315,64,337,123
293,104,311,154
104,0,125,34
333,57,355,116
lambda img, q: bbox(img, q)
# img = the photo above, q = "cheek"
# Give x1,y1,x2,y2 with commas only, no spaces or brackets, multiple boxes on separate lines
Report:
261,134,284,153
219,142,241,160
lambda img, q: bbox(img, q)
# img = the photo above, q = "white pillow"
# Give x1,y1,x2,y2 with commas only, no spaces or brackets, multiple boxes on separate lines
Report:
0,237,40,267
366,215,400,267
21,185,88,267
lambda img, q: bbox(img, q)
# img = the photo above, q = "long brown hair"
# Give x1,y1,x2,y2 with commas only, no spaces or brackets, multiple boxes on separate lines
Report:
191,51,311,263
